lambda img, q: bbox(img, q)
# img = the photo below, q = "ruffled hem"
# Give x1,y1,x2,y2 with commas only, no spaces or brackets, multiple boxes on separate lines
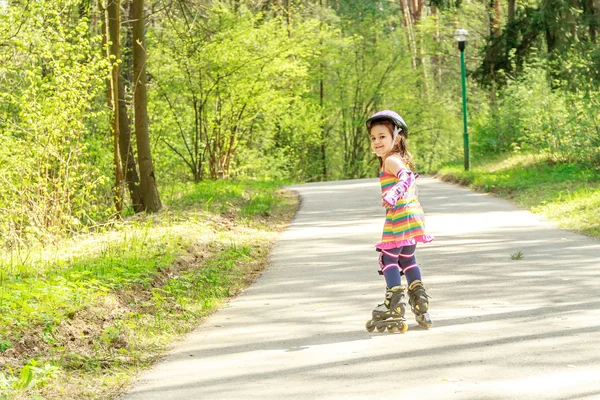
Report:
375,235,434,250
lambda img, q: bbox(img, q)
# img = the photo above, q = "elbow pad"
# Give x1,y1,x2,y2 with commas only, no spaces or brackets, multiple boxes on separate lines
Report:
382,170,415,207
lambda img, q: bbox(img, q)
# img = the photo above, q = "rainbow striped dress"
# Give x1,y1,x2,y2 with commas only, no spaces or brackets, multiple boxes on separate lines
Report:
377,156,434,250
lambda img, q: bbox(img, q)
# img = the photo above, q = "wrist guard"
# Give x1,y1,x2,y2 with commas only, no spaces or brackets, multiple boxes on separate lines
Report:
382,170,415,207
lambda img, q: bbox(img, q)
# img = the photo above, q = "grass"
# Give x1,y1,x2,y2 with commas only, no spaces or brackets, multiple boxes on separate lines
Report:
436,153,600,239
0,179,299,399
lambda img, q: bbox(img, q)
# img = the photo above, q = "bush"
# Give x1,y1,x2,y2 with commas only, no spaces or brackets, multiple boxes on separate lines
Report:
472,59,600,166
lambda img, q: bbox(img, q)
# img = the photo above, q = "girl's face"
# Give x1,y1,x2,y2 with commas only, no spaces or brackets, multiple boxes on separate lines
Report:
369,124,396,157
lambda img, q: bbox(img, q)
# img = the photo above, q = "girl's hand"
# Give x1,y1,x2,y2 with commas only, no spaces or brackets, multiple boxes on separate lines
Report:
382,198,394,208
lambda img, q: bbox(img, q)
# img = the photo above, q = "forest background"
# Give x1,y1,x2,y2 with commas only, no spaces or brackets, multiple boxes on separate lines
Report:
1,0,599,246
0,0,599,397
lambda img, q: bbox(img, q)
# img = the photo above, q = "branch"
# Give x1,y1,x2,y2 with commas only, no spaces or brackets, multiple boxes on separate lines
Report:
157,85,195,163
161,138,195,173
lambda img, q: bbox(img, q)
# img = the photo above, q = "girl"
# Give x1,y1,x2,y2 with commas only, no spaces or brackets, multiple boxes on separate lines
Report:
364,110,434,334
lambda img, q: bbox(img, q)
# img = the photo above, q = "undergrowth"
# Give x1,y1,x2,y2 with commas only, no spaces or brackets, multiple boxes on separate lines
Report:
436,153,600,239
0,179,298,399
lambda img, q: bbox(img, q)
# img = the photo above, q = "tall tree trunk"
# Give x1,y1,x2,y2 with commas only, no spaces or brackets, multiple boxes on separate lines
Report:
416,0,423,20
505,0,517,77
508,0,515,22
118,65,144,212
487,0,499,88
431,6,442,85
398,0,407,26
401,0,417,69
595,0,600,42
319,0,326,181
493,0,502,36
585,0,597,41
132,0,162,212
118,0,144,212
99,1,111,107
418,27,428,97
319,72,327,181
568,0,578,40
106,0,124,213
285,0,291,37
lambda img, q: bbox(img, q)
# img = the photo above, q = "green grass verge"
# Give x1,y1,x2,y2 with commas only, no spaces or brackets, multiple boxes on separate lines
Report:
436,153,600,239
0,179,299,399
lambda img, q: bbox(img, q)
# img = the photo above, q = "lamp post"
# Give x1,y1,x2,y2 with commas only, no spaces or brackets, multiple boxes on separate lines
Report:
454,28,470,171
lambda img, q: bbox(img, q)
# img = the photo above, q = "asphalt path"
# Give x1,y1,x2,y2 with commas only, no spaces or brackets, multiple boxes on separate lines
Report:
122,177,600,400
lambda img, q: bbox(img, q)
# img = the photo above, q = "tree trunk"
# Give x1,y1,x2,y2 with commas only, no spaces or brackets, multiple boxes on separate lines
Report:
118,67,144,212
505,0,517,76
508,0,515,22
431,6,441,85
106,0,124,213
415,0,423,21
99,1,112,107
117,0,144,212
319,0,326,181
401,0,417,69
285,0,291,37
319,74,327,181
585,0,597,41
493,0,502,37
398,0,407,27
132,0,162,212
595,0,600,42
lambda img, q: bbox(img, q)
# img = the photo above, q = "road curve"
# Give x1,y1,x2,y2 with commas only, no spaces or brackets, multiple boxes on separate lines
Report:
122,177,600,400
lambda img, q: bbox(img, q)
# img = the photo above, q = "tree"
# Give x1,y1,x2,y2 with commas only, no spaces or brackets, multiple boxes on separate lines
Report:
149,4,322,181
132,0,162,211
105,0,125,213
101,0,145,213
117,0,144,212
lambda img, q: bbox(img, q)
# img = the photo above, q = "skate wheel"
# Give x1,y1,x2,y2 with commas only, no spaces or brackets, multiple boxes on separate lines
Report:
366,320,375,332
416,313,432,329
387,322,408,334
399,322,408,333
376,325,386,333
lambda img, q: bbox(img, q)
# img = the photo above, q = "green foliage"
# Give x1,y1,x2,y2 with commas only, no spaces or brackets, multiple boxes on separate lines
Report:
99,326,121,347
0,228,180,338
0,337,12,352
149,3,323,182
0,359,60,393
0,0,113,247
0,0,596,249
165,178,290,217
472,59,600,166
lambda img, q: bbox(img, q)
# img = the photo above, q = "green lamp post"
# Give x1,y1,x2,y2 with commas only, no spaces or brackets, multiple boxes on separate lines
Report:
454,28,470,171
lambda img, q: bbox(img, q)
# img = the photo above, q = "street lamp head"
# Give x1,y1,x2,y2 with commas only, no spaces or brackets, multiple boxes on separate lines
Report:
454,28,469,51
454,28,469,43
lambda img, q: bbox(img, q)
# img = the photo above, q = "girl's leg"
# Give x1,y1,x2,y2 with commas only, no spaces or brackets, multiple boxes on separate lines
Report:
398,244,421,285
379,248,402,288
398,244,432,328
367,248,408,333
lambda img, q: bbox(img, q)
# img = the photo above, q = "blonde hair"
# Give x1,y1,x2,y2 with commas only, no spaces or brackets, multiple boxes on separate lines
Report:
369,121,414,170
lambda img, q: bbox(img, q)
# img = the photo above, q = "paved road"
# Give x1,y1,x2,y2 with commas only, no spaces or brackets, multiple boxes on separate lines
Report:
122,178,600,400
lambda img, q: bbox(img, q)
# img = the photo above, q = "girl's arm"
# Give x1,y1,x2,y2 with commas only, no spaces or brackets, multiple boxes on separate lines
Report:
382,156,415,207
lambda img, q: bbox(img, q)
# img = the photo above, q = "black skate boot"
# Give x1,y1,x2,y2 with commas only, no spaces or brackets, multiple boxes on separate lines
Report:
366,286,408,333
407,280,432,329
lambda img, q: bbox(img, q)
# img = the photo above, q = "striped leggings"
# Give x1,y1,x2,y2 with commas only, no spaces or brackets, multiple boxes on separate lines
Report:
378,244,422,288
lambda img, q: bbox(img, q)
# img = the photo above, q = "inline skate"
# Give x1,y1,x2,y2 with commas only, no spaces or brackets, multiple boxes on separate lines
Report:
407,280,432,328
365,285,408,333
